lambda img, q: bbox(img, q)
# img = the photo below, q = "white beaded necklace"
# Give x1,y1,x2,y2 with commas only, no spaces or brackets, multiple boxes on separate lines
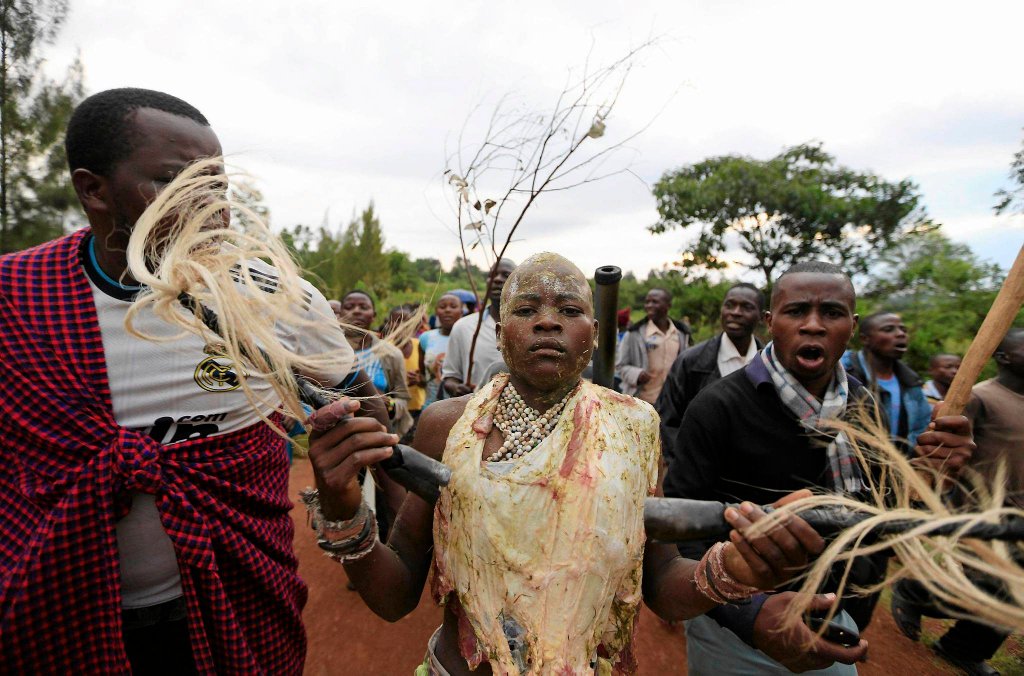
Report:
487,381,578,463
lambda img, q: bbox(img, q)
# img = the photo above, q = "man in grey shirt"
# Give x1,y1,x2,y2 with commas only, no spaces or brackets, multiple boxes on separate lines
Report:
442,258,516,395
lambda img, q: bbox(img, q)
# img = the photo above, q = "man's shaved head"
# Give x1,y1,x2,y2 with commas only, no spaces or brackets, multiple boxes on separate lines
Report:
771,260,854,310
929,353,961,368
500,252,591,323
999,327,1024,351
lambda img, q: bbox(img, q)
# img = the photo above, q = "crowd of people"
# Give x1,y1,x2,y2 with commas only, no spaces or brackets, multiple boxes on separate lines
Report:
0,87,1017,676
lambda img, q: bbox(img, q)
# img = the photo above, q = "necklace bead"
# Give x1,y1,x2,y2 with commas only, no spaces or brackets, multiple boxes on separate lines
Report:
486,381,578,463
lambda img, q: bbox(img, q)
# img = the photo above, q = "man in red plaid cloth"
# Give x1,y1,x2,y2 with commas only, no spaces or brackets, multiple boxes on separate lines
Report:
0,89,358,674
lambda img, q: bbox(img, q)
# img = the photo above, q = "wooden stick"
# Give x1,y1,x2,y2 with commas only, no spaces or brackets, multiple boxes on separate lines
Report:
939,242,1024,416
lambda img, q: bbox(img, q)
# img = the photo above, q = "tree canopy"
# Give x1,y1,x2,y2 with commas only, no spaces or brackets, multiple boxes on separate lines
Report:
650,142,927,286
0,0,85,253
857,227,1012,379
995,129,1024,215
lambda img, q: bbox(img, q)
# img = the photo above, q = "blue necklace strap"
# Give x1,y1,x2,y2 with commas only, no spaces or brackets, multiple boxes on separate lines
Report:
88,235,143,291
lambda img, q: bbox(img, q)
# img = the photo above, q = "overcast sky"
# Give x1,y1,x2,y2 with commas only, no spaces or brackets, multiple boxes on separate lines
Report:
47,0,1023,280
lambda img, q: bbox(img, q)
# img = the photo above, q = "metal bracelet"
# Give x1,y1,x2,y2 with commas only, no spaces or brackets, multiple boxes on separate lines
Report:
318,513,373,553
300,487,371,544
323,515,379,564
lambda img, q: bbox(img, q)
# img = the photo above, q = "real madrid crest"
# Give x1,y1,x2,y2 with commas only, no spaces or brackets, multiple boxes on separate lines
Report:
194,343,243,392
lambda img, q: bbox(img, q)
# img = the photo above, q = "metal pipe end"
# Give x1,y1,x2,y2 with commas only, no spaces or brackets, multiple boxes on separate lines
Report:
594,266,622,285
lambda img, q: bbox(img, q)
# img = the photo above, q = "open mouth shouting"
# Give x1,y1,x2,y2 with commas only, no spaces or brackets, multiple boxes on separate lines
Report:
794,344,826,372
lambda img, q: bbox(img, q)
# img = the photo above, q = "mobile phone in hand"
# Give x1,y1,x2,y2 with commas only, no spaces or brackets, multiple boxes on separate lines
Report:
804,614,861,648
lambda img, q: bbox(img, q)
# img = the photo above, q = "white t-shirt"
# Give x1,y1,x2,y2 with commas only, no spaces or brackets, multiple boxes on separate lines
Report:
83,237,353,608
440,310,504,390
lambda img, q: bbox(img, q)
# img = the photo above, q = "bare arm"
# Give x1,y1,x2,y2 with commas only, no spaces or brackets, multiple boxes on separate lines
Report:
308,396,468,621
642,490,827,622
642,490,868,669
643,540,716,621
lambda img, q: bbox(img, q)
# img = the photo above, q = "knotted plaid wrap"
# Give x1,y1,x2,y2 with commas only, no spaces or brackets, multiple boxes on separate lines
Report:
0,231,306,674
760,342,864,494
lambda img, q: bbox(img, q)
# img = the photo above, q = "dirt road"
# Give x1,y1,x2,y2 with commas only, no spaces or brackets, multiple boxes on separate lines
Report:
290,460,978,674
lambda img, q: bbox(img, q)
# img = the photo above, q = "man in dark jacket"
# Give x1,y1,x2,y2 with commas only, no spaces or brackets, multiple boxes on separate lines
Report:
841,311,931,453
656,283,764,463
663,261,975,674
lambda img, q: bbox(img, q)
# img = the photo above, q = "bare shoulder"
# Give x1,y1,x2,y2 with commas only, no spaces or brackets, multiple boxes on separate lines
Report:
410,396,471,461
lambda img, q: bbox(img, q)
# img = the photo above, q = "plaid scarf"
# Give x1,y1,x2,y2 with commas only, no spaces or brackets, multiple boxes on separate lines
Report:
760,342,864,494
0,231,306,674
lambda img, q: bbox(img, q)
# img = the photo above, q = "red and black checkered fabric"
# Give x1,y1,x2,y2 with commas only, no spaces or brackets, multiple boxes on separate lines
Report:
0,231,307,674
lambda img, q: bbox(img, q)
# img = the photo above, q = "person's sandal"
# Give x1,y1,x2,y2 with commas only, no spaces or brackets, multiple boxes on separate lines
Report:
932,638,1000,676
890,592,922,642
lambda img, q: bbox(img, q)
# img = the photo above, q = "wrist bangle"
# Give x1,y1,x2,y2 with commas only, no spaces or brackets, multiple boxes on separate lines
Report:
299,487,378,562
693,542,760,604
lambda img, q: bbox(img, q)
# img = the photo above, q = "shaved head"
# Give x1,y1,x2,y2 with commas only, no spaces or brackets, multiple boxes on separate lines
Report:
929,353,960,368
500,252,592,323
998,327,1024,353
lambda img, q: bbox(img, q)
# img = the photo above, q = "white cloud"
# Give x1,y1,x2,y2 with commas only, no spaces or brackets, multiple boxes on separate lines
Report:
45,0,1024,276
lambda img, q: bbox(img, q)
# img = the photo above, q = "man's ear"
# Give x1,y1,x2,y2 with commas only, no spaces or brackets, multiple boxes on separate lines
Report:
494,321,502,351
71,168,111,216
764,310,773,331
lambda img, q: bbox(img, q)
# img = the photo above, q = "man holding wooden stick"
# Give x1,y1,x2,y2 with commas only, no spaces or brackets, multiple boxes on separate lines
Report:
892,326,1024,676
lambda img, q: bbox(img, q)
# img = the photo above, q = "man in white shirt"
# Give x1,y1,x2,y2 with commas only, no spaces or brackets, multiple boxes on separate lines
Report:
0,88,358,674
616,288,691,404
442,258,516,395
656,283,764,458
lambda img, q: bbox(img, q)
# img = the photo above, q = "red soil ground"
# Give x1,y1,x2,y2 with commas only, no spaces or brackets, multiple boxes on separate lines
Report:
290,460,999,674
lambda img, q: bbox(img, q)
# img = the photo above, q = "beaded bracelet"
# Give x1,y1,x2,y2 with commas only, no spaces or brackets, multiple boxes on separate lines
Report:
299,487,378,563
693,541,760,604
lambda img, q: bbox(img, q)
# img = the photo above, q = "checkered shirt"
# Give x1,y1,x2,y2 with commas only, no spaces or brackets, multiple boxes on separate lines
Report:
0,231,306,674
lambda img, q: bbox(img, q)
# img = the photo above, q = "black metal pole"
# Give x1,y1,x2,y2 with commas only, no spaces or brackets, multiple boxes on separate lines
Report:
643,497,1024,543
593,265,622,389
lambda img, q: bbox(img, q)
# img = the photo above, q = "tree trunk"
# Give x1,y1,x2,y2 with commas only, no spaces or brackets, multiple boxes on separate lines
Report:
0,1,10,254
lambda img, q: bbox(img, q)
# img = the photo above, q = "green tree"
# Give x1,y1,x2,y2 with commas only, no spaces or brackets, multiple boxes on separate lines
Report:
0,0,85,253
650,142,927,287
995,129,1024,215
353,202,389,297
860,228,1012,377
282,203,391,302
412,257,442,283
386,250,419,294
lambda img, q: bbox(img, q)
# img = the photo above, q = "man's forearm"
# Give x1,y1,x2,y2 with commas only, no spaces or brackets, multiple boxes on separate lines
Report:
644,551,718,622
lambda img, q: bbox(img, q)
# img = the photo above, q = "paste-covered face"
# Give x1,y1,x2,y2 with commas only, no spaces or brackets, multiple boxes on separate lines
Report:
497,253,596,390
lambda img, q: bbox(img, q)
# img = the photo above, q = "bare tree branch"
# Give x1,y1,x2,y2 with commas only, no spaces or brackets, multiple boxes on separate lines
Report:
441,39,663,385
